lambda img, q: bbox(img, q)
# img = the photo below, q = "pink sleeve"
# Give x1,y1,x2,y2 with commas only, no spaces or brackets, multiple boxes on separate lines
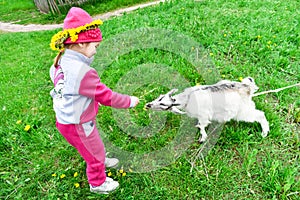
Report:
79,69,131,108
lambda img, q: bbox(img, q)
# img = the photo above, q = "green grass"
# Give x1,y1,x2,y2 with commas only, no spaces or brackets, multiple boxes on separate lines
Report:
0,0,153,24
0,0,299,199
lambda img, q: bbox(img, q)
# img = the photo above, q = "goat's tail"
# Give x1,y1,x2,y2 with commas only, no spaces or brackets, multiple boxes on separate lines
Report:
253,82,300,97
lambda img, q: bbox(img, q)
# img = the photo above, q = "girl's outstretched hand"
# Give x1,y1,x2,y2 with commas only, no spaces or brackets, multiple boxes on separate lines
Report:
129,96,139,108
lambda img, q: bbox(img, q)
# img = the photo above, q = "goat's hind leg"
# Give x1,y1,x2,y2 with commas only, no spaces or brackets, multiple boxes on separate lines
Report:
237,109,269,138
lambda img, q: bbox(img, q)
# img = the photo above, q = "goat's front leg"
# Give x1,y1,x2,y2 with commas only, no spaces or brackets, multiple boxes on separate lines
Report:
195,121,209,143
255,110,269,137
170,107,186,115
237,109,269,138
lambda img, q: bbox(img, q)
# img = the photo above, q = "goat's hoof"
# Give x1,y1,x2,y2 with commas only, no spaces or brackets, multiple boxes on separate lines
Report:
261,132,268,138
198,138,206,144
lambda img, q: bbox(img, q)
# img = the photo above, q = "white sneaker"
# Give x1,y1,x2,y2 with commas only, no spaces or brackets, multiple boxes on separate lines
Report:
105,158,119,168
90,177,119,194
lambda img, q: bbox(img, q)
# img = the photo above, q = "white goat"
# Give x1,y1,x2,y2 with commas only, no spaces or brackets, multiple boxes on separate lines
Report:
145,77,270,142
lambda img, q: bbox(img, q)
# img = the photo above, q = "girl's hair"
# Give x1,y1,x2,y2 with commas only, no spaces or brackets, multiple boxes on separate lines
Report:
53,50,64,68
53,43,91,67
53,44,76,68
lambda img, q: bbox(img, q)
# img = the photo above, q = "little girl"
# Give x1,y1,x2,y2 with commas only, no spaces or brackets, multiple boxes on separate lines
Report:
49,7,139,194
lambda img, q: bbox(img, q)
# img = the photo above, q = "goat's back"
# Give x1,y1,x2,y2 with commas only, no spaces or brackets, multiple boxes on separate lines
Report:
182,86,255,123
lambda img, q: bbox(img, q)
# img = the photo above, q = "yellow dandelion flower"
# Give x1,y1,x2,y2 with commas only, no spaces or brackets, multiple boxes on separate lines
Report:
50,19,103,51
224,33,227,37
74,183,80,188
24,125,31,132
122,172,126,177
52,173,57,177
74,172,78,178
96,19,103,25
257,35,262,39
107,171,112,177
16,120,22,124
221,75,226,78
75,27,82,33
238,77,243,82
119,169,124,174
60,174,66,179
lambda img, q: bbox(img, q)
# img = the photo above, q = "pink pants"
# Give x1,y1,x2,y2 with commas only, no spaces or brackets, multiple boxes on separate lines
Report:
56,120,106,186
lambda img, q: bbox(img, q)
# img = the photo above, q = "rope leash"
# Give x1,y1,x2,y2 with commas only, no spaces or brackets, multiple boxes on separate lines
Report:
253,82,300,97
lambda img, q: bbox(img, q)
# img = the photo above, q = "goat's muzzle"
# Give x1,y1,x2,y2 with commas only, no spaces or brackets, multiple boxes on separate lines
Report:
145,103,152,109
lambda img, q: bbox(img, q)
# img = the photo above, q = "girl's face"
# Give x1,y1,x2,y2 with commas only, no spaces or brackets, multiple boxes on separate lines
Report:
79,42,100,58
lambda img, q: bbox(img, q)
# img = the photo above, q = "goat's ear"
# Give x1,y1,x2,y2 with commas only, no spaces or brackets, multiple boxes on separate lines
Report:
167,88,178,96
247,77,254,82
243,77,255,84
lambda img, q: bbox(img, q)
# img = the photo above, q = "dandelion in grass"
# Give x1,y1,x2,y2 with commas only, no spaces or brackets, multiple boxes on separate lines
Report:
52,173,57,177
118,168,126,177
238,77,243,82
16,120,22,124
60,174,66,179
257,35,262,40
74,172,78,178
107,171,112,177
24,125,31,131
74,183,80,188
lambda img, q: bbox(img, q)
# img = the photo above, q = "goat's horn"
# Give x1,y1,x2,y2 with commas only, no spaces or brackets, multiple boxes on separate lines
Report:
168,88,178,96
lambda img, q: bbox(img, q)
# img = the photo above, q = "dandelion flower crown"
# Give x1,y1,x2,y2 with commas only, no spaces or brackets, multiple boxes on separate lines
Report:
50,19,103,51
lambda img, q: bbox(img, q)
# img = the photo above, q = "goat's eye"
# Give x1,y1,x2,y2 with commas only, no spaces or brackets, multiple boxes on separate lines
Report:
248,78,253,82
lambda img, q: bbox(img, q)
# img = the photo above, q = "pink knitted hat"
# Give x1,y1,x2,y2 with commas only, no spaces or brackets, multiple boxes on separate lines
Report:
63,7,102,44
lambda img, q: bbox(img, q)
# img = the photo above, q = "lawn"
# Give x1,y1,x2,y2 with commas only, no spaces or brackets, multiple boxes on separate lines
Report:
0,0,153,24
0,0,299,199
